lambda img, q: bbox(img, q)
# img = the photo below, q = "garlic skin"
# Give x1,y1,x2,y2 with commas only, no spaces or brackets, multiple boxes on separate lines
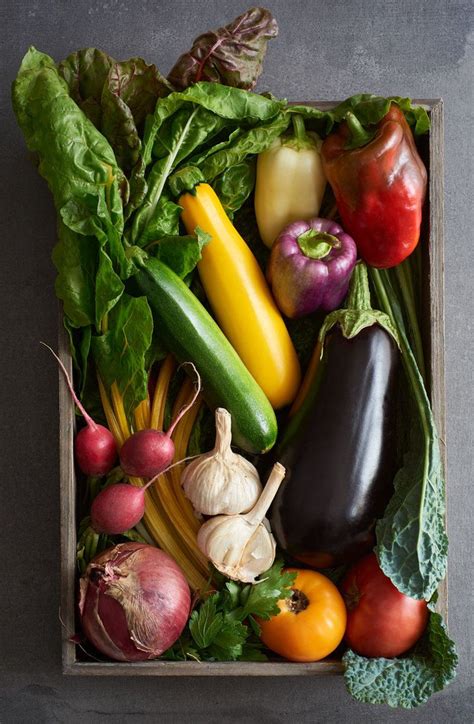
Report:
197,515,276,584
197,462,286,583
181,408,262,516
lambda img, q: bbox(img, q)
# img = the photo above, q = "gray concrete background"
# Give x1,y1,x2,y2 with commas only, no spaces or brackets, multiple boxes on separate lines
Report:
0,0,473,721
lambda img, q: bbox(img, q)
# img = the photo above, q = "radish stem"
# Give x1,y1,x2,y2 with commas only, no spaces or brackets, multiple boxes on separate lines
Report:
41,342,97,430
167,362,202,437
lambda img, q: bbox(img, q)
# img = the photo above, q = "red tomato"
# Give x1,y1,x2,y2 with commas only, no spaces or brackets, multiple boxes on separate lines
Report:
341,553,429,658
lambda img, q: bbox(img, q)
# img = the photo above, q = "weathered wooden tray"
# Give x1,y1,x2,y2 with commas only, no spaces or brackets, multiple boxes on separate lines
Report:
59,99,445,675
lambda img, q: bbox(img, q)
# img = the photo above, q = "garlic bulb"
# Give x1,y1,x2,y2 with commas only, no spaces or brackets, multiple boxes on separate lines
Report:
197,462,286,583
181,408,262,515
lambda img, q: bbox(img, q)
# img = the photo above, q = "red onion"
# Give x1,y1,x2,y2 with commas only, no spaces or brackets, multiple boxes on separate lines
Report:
79,543,191,661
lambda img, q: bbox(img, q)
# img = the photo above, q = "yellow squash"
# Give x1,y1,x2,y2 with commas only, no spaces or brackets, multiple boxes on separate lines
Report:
179,183,301,409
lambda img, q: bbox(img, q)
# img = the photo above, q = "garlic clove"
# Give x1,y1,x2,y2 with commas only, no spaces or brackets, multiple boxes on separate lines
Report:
196,462,285,583
181,408,262,516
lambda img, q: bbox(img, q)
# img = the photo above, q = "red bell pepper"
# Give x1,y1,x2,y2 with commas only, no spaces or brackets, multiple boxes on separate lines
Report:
321,105,427,269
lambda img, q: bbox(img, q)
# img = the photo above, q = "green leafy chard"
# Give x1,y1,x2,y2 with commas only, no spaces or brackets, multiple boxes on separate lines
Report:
53,220,125,332
344,611,458,708
101,57,172,171
211,159,256,217
13,49,125,231
59,49,172,173
58,47,114,127
91,293,153,421
198,112,290,182
140,82,285,168
146,227,210,280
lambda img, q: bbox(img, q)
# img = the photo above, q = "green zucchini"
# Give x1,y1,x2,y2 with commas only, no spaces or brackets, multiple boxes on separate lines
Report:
134,258,277,453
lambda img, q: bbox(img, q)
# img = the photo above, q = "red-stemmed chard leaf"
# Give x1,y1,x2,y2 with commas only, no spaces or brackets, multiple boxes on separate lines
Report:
168,7,278,91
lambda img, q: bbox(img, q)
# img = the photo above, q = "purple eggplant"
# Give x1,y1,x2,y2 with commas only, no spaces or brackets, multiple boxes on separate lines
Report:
267,218,357,318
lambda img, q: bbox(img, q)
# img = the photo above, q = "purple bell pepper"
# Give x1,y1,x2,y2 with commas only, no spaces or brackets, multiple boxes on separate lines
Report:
267,217,357,318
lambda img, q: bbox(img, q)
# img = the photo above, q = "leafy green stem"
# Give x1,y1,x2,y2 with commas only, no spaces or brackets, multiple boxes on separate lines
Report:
371,268,430,443
394,261,426,380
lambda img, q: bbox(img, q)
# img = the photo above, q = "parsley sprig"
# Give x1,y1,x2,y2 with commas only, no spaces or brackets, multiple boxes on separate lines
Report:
163,561,296,661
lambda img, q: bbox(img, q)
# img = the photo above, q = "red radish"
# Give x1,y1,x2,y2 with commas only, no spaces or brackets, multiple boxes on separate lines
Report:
42,343,117,476
119,363,201,478
79,542,191,661
90,452,200,535
91,479,154,534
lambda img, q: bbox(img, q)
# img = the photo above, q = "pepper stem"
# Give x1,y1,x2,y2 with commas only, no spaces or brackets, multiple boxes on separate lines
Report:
291,114,308,144
345,261,372,311
298,229,340,260
344,111,374,149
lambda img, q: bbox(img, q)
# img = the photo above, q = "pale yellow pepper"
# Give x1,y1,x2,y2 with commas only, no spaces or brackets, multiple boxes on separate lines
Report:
254,115,327,248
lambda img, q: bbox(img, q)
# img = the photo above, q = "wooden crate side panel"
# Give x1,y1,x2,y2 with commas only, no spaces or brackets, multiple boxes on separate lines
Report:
58,315,77,670
64,660,344,677
427,100,448,620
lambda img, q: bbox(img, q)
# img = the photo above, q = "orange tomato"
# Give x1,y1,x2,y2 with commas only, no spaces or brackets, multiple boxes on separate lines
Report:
258,569,346,662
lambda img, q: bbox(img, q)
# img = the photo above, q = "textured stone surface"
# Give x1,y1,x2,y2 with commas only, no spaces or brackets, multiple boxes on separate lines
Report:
0,0,473,721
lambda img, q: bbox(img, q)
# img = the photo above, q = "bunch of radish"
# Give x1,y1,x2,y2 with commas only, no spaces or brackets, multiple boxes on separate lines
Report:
45,344,201,535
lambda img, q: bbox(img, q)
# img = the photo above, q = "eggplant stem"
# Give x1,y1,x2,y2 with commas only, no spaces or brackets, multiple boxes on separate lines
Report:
346,262,372,311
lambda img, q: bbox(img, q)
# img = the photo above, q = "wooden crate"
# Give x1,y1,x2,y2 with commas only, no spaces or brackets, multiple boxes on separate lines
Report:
59,99,445,675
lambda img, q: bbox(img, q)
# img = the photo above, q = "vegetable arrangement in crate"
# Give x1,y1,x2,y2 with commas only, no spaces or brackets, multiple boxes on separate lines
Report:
12,5,457,709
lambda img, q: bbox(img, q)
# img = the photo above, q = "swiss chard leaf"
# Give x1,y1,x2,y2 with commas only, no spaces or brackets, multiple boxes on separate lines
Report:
95,248,125,327
198,110,290,181
58,47,114,127
140,82,285,168
167,110,290,198
62,319,92,398
134,195,182,244
53,222,124,331
146,227,210,279
129,107,200,244
330,94,430,135
60,50,172,173
167,7,278,91
13,48,127,273
90,293,153,421
152,106,232,165
101,57,172,171
343,612,457,708
211,159,256,216
52,223,98,328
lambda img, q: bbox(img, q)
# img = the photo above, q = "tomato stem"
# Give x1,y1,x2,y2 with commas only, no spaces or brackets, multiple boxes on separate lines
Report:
286,589,309,614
